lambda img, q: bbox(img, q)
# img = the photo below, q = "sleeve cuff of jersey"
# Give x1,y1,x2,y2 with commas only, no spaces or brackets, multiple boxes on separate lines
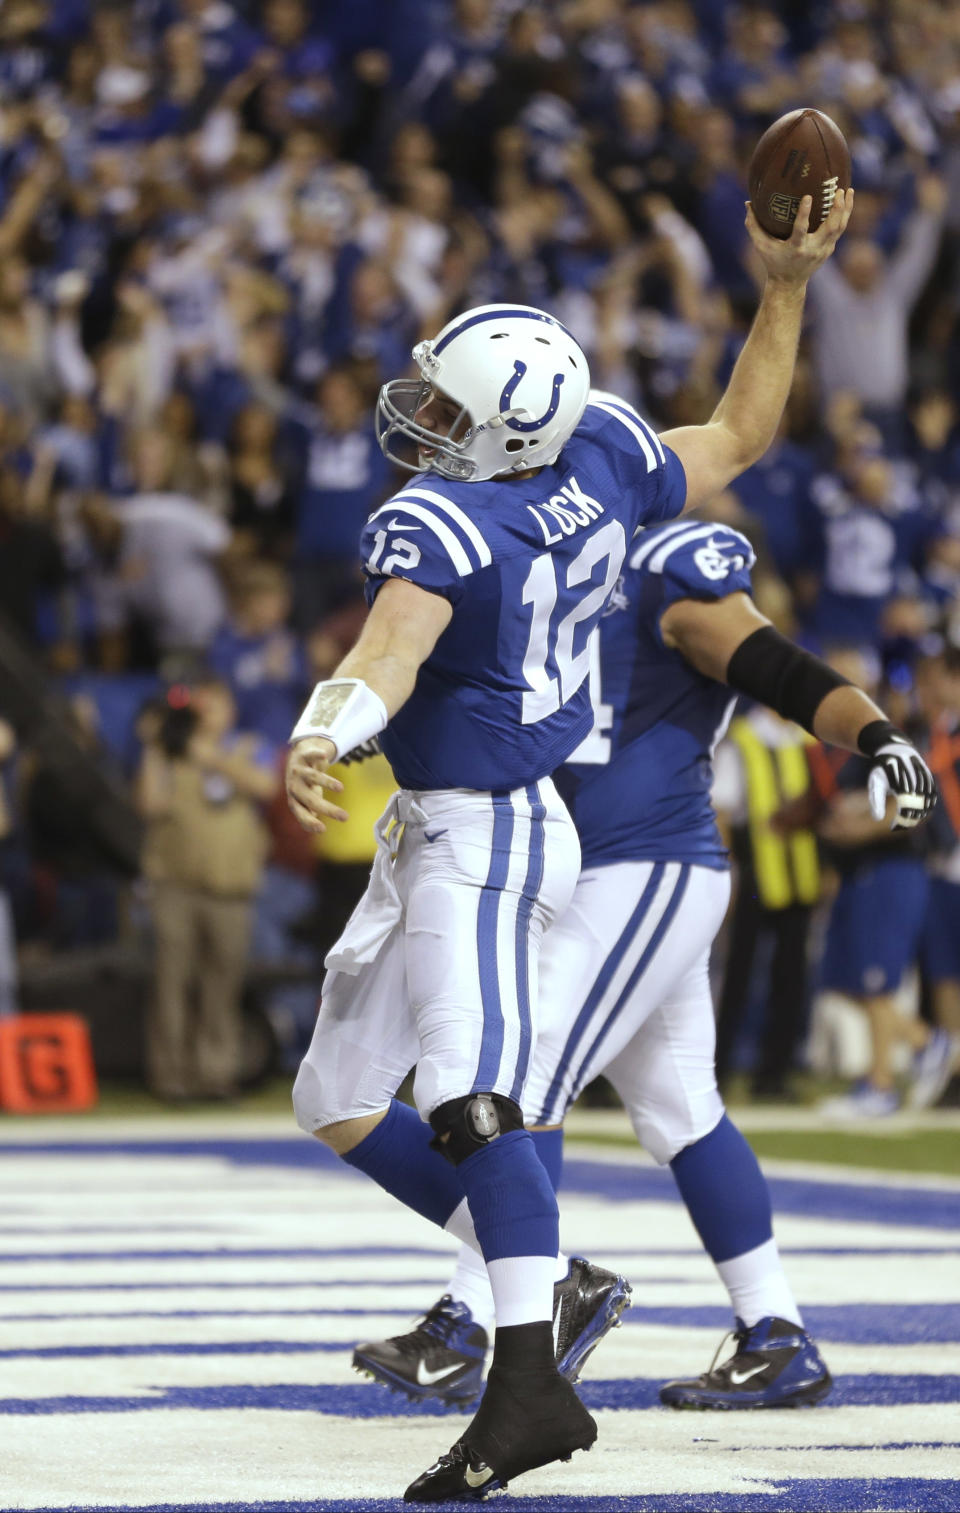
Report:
364,573,464,608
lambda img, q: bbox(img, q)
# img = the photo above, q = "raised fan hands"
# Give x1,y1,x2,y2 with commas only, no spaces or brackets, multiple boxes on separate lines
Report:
745,187,854,286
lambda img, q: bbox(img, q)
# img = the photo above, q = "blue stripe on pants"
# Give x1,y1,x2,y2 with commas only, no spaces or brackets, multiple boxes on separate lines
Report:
472,791,515,1091
509,784,547,1103
536,862,666,1123
569,864,691,1105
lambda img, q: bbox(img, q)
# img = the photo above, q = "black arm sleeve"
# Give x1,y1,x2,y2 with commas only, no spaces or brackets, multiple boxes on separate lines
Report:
725,625,852,735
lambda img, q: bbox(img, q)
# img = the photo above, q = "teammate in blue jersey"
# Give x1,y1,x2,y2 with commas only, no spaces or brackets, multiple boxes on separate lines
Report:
355,516,936,1413
285,191,855,1502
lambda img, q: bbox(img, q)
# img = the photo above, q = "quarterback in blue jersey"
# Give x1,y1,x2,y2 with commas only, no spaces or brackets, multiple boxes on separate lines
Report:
354,518,936,1414
285,191,856,1502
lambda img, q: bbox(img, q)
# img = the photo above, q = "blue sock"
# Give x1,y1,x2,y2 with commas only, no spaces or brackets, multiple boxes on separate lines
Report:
342,1099,464,1230
531,1126,564,1191
458,1128,558,1261
670,1114,772,1264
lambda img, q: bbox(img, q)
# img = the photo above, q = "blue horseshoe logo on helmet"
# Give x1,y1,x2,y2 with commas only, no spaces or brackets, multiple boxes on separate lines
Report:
499,360,565,432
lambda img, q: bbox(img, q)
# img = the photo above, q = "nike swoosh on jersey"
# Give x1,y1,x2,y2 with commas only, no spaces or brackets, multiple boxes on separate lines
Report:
415,1360,462,1386
464,1464,495,1488
387,518,422,531
424,829,448,843
729,1363,769,1385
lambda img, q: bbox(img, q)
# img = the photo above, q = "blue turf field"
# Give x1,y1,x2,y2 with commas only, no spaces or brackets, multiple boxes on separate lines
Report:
1,1122,958,1512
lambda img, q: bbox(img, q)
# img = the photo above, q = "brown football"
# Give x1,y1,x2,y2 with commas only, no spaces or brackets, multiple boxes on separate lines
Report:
748,108,851,239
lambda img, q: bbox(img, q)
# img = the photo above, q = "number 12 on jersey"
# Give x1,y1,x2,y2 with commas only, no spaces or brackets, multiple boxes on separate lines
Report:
520,519,625,726
568,631,613,763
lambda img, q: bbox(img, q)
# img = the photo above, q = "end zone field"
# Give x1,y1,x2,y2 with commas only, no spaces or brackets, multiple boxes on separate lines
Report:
1,1104,958,1513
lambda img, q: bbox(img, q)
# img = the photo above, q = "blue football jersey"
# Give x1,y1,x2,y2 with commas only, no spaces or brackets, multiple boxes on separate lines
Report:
555,519,757,869
360,392,687,791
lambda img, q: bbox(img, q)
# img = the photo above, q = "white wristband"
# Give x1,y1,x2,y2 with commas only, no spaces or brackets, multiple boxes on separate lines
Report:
289,678,388,762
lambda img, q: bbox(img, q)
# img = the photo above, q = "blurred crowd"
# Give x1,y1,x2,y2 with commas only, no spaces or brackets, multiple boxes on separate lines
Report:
1,0,960,1109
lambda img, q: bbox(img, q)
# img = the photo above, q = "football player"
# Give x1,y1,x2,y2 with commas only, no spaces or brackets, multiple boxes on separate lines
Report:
285,191,853,1501
354,517,935,1413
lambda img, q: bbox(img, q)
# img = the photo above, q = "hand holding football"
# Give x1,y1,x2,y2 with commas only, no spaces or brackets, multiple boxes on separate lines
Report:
749,108,852,239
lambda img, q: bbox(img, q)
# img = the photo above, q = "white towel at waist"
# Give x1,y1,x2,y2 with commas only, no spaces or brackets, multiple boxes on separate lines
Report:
323,790,425,974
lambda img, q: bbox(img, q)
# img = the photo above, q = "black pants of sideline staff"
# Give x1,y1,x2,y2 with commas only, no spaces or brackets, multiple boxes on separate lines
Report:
715,885,813,1100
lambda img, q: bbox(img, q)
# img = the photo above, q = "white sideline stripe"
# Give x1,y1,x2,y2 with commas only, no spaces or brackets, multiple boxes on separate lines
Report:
588,392,664,467
396,487,493,568
648,523,720,574
368,500,473,576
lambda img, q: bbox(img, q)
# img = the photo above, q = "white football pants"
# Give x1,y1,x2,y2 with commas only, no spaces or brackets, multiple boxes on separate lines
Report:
526,860,730,1163
293,780,580,1131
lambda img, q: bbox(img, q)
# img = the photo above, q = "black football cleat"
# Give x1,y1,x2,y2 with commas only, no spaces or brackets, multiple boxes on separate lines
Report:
659,1315,832,1409
404,1366,597,1502
554,1255,632,1382
353,1295,487,1407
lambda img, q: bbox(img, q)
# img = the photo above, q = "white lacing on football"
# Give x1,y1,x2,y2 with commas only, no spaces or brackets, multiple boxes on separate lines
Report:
820,175,840,218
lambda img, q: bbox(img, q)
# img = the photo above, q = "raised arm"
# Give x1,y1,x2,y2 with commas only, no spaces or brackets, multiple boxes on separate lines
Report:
662,190,853,513
660,590,936,830
887,175,946,305
285,578,453,833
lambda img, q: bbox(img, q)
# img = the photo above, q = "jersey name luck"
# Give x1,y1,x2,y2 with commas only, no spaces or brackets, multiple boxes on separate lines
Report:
527,476,605,545
359,393,688,793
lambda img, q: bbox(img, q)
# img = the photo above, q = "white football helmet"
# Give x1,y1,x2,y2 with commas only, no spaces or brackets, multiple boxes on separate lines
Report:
376,303,591,482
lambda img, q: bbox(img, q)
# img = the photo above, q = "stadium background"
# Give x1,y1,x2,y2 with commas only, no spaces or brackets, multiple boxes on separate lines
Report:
0,2,958,1510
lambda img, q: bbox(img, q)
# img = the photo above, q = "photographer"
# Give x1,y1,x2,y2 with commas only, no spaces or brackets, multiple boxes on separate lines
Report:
135,675,278,1102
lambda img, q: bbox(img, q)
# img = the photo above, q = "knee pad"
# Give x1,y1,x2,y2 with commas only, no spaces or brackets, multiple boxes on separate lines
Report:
429,1093,524,1165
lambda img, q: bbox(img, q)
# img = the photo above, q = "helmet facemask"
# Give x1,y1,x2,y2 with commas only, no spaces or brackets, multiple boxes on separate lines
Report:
376,374,479,481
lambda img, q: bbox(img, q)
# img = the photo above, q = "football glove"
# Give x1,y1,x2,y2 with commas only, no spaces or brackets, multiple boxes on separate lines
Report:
861,727,936,831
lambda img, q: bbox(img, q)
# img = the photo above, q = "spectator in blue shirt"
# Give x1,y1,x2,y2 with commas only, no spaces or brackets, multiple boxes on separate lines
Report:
731,415,816,584
208,560,308,747
322,257,418,383
689,106,752,298
174,0,260,84
907,389,960,491
291,363,389,625
801,427,943,647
